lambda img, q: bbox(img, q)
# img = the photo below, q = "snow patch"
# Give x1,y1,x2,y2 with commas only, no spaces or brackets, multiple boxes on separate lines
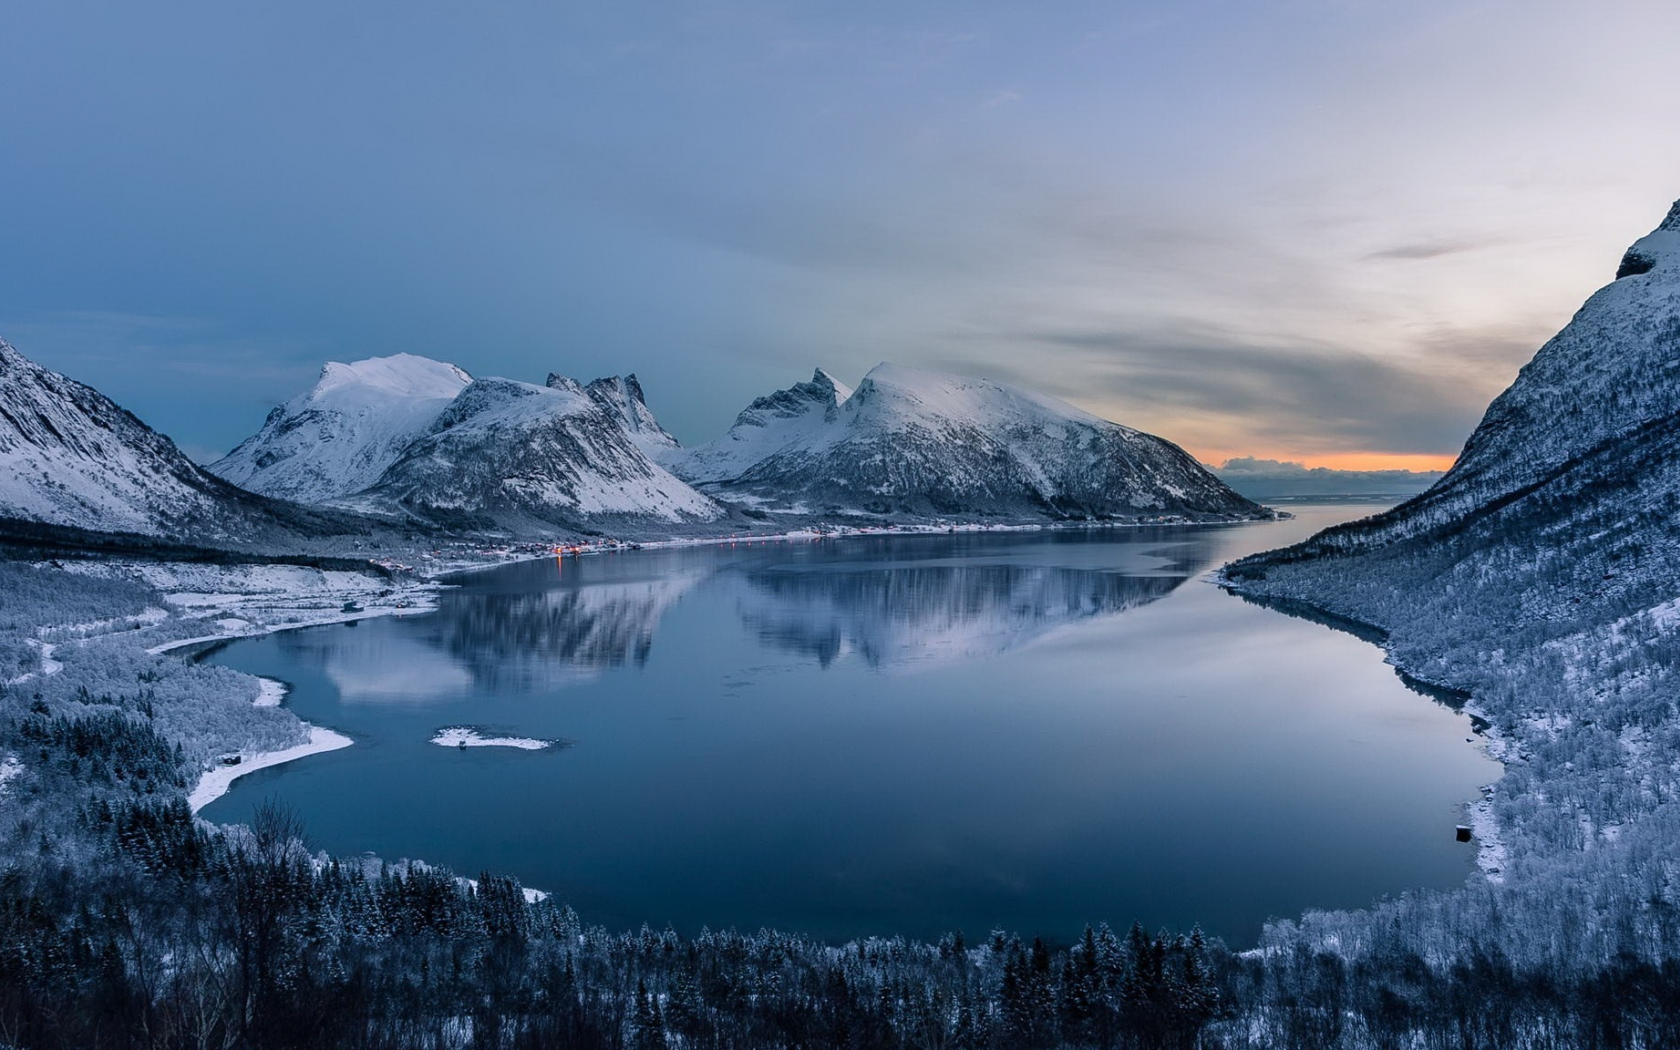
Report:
432,726,555,751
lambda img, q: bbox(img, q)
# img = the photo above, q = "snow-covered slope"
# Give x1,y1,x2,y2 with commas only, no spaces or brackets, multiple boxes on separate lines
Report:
352,376,722,531
1251,198,1680,561
672,364,1261,521
211,354,472,503
0,338,237,536
1225,197,1680,893
0,339,377,547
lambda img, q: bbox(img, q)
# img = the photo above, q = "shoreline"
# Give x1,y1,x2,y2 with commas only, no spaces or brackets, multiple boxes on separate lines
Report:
1216,567,1511,883
188,724,353,814
427,511,1280,582
148,602,437,656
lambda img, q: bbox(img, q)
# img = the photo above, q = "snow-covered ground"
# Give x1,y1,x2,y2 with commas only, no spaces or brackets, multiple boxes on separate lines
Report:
43,561,447,655
459,875,551,904
187,725,353,813
253,677,287,707
432,726,555,750
3,639,61,685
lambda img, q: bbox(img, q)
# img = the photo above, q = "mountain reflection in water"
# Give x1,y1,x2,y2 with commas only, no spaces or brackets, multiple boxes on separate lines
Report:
282,532,1219,699
204,511,1499,945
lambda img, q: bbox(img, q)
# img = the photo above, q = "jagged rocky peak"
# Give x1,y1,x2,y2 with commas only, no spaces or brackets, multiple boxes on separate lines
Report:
545,372,585,396
669,367,856,485
542,370,681,456
357,371,722,529
583,373,680,454
753,368,853,419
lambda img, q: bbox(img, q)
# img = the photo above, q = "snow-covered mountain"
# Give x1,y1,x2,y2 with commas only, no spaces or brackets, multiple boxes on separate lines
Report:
0,338,373,547
670,368,854,483
576,373,680,458
670,363,1262,521
348,376,722,531
213,358,723,534
1233,197,1680,572
211,354,472,504
1225,198,1680,891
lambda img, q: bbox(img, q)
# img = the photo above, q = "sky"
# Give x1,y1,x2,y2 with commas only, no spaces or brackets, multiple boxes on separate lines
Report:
4,1,1680,469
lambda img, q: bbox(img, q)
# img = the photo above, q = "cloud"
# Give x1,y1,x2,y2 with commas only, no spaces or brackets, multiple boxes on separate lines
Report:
1208,456,1445,500
930,319,1509,457
1213,456,1442,481
1363,241,1483,261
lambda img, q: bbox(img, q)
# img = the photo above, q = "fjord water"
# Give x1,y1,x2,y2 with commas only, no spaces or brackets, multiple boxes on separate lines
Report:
204,506,1498,946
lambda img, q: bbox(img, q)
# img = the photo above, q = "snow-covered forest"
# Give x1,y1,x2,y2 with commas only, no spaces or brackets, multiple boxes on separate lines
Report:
2,533,1678,1048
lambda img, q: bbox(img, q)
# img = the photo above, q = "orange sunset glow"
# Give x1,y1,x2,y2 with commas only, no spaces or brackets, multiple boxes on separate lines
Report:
1199,451,1459,473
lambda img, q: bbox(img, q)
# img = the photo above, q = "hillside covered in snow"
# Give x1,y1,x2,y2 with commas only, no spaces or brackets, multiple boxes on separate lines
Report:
670,364,1264,522
0,339,386,551
1223,197,1680,972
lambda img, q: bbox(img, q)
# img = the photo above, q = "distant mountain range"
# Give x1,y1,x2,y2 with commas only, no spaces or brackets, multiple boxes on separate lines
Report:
0,343,1265,548
1208,457,1445,502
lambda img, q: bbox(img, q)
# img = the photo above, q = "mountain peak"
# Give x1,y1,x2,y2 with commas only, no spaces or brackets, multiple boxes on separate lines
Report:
580,374,680,455
811,368,854,404
314,354,473,399
213,354,475,504
1659,198,1680,234
1616,198,1680,279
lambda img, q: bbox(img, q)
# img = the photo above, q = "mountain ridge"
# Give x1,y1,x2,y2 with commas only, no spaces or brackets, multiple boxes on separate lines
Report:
670,362,1264,521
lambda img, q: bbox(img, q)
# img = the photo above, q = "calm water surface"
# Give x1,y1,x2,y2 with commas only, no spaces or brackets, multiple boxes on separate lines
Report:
204,505,1499,945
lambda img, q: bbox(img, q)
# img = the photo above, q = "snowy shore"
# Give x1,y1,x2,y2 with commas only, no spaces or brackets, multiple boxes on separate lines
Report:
187,724,353,813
